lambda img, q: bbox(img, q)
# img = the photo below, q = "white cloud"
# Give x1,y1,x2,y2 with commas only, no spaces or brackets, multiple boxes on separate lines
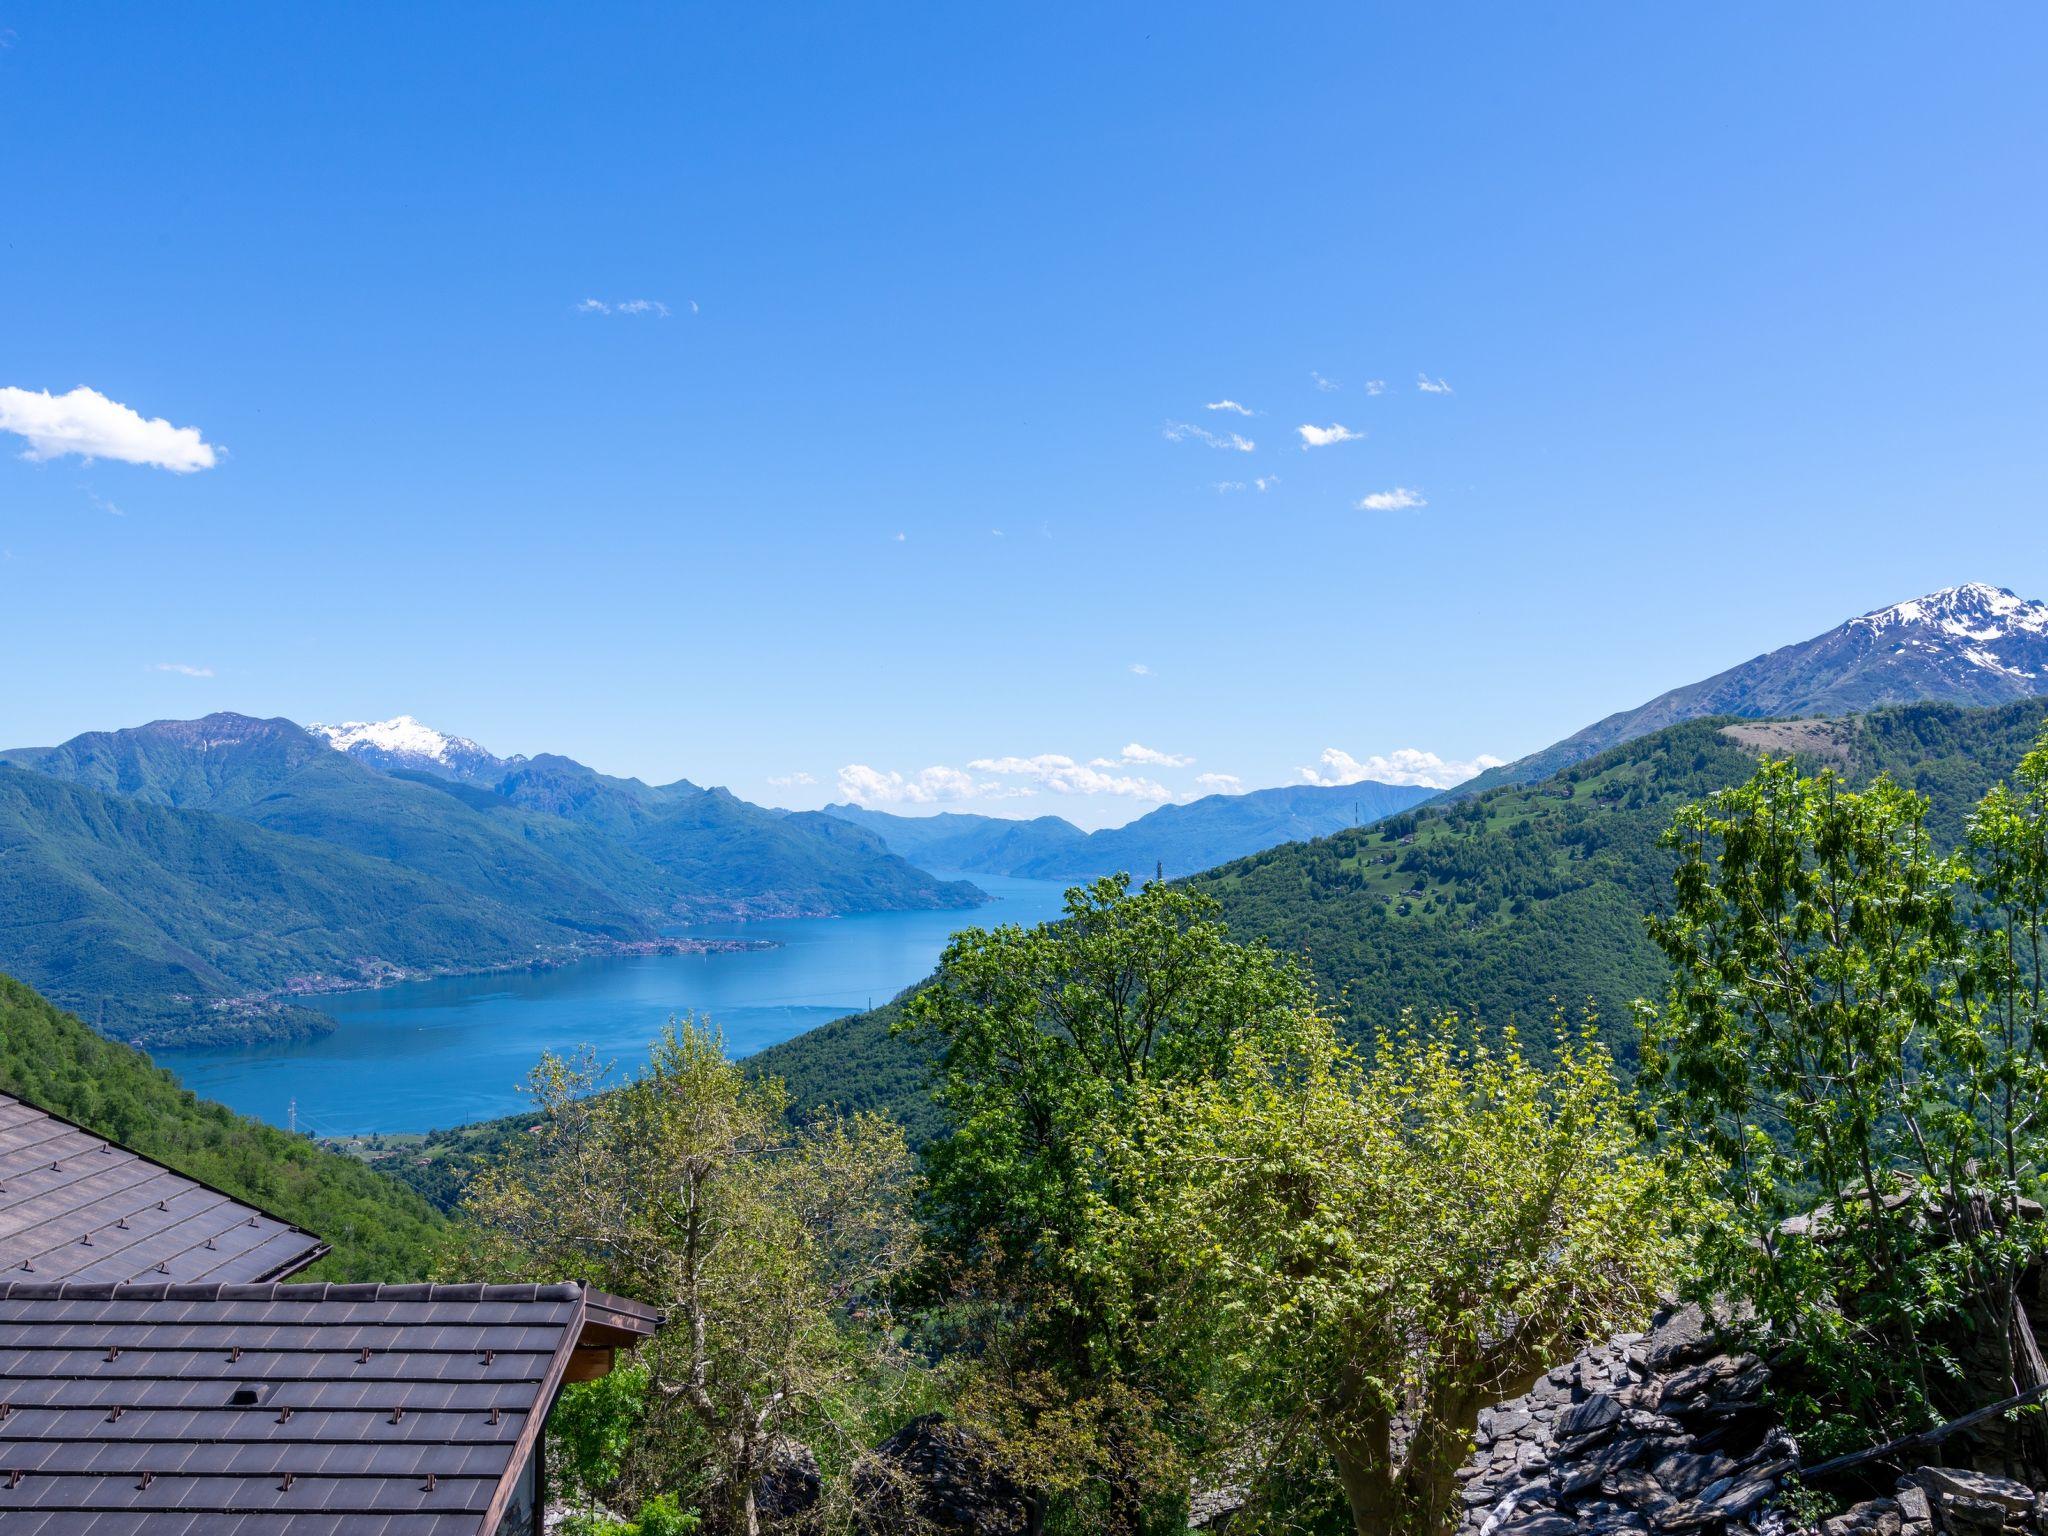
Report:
149,662,214,678
1364,379,1386,396
1164,421,1255,452
1255,475,1280,492
1206,399,1255,416
969,754,1173,802
1356,487,1428,511
1297,746,1505,789
892,531,907,542
0,386,218,473
1129,662,1152,676
1311,370,1340,392
1193,772,1243,793
767,771,817,788
1416,373,1454,394
1215,480,1247,494
689,300,700,314
1118,742,1193,767
1297,423,1363,449
836,763,989,806
576,298,672,317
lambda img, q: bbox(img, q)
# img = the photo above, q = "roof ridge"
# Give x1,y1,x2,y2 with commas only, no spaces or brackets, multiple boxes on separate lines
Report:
0,1279,587,1302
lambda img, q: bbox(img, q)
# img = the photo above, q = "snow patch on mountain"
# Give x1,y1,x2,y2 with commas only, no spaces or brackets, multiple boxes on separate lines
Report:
308,715,505,778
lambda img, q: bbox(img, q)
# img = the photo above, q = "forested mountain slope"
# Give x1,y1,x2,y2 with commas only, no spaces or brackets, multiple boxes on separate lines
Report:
0,714,983,1042
752,700,2048,1131
0,974,442,1278
0,763,575,1045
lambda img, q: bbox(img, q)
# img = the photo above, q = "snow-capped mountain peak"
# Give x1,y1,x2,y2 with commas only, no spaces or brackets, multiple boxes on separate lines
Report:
308,715,505,780
1853,583,2048,642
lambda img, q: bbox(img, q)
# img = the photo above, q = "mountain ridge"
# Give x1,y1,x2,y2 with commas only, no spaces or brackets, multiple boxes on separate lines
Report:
820,779,1436,881
1459,582,2048,795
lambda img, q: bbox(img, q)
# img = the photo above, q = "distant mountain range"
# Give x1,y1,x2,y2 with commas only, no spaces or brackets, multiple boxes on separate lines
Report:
821,781,1437,882
1458,582,2048,794
0,714,979,1045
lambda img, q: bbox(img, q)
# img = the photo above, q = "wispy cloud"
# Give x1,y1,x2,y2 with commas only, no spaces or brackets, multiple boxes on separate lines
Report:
1298,746,1503,789
1255,475,1280,492
1129,663,1152,677
1205,399,1255,416
1356,487,1427,511
87,490,125,517
1416,373,1454,395
575,298,674,318
149,662,215,678
1364,379,1386,396
836,763,989,806
970,754,1173,802
1215,480,1247,494
767,771,817,789
1311,371,1340,392
1164,421,1255,452
1297,423,1363,449
1193,772,1243,793
0,386,217,473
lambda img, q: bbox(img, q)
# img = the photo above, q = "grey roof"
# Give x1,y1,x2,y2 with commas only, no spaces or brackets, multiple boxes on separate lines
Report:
0,1280,660,1535
0,1096,327,1287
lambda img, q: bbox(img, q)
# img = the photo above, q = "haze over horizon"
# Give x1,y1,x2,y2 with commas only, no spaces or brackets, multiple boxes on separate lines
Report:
6,7,2045,829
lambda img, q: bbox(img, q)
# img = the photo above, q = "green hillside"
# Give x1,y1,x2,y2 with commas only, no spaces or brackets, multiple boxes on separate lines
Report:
752,700,2048,1128
0,763,571,1045
9,716,655,939
0,973,444,1278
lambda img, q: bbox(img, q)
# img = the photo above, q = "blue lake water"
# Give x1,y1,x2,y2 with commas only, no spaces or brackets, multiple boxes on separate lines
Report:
158,875,1071,1137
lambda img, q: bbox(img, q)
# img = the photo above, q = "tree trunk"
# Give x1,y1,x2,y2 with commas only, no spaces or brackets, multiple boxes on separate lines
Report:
1321,1417,1403,1536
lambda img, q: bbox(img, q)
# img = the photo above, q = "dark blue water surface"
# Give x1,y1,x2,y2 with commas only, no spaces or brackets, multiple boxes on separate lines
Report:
159,875,1070,1136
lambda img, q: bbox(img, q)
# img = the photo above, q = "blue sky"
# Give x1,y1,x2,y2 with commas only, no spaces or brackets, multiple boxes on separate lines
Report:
4,4,2045,829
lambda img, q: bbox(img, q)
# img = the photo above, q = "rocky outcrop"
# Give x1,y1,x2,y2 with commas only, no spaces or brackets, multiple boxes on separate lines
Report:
855,1415,1039,1535
1456,1303,1796,1536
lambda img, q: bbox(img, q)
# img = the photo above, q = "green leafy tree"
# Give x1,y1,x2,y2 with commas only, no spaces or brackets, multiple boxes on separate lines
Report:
460,1021,920,1536
899,875,1320,1532
1639,750,2048,1457
551,1363,651,1517
1105,1014,1681,1536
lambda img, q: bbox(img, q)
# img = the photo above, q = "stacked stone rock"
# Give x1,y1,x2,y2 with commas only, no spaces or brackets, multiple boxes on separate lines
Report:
1456,1303,1798,1536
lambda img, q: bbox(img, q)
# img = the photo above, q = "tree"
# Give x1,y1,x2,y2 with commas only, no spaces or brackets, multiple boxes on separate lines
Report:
899,875,1320,1532
1638,751,2048,1460
460,1021,920,1536
1104,1013,1680,1536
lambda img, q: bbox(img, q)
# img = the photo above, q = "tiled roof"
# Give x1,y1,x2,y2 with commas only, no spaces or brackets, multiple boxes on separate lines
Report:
0,1280,661,1535
0,1096,328,1286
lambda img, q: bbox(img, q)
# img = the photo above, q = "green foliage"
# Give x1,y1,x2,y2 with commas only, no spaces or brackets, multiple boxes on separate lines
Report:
550,1364,651,1511
1638,731,2048,1457
1108,1013,1685,1536
457,1020,922,1535
631,1493,701,1536
900,876,1322,1532
0,972,445,1279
